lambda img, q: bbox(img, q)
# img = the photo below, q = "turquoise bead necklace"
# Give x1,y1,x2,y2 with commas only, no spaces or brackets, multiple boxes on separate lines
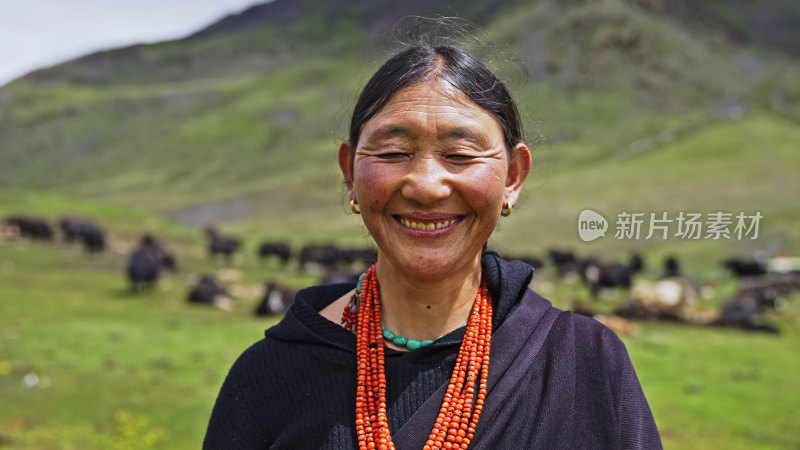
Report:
381,323,435,350
354,272,460,351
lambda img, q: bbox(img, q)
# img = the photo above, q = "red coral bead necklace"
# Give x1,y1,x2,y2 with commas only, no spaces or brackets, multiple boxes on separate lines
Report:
346,264,493,450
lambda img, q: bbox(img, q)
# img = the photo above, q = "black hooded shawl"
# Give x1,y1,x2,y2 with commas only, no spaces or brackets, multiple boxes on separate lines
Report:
204,253,662,449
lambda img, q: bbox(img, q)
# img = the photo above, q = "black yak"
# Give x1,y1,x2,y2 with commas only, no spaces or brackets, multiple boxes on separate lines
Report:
299,245,341,272
204,227,240,263
257,241,291,265
721,258,767,278
187,275,233,310
59,217,105,253
716,287,780,333
126,235,178,293
127,241,162,293
4,216,53,241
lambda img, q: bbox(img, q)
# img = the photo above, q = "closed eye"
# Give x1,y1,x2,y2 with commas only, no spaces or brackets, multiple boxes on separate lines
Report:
446,154,477,161
376,152,408,160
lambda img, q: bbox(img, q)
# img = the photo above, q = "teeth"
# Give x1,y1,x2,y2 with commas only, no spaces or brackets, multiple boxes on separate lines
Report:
400,218,456,230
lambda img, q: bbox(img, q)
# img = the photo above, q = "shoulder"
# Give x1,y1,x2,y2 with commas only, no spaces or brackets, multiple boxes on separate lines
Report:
518,292,662,447
551,307,630,363
546,307,642,406
564,311,626,350
220,337,286,384
519,290,630,368
519,288,620,341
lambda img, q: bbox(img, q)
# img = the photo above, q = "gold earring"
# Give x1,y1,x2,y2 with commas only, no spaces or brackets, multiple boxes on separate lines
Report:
350,199,360,214
501,203,513,217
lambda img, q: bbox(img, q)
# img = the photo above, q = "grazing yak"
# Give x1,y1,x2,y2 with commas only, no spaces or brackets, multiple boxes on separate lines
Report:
187,275,233,310
581,258,635,299
721,257,767,278
257,241,291,265
547,249,577,277
126,237,162,292
60,217,106,253
204,227,240,263
718,272,800,333
80,226,105,253
60,217,92,241
254,282,297,316
142,234,177,271
3,216,54,241
628,252,645,275
716,287,781,333
299,245,341,272
661,255,682,279
125,235,178,293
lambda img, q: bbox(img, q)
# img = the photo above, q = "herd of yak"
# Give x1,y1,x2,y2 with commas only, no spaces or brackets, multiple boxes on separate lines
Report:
4,214,800,334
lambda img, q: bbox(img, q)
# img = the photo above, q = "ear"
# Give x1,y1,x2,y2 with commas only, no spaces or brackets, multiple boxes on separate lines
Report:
338,141,356,199
504,142,532,208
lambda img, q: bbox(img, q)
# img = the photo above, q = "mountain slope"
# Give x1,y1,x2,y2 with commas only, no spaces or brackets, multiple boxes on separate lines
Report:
21,0,520,86
1,0,798,256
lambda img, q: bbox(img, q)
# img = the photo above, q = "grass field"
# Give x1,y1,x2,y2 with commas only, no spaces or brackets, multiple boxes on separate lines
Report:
0,236,280,449
1,217,798,449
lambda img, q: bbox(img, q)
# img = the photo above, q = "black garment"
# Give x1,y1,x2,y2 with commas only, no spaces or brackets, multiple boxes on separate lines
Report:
204,253,661,449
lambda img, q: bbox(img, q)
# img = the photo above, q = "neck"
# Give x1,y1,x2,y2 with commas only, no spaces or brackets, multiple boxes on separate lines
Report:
375,254,482,342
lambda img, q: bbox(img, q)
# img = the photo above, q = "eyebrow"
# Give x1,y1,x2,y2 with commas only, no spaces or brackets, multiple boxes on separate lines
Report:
367,124,415,141
364,124,491,147
441,127,490,146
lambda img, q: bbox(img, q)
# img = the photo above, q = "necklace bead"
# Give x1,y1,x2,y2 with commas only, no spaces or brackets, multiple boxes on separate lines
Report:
380,323,435,350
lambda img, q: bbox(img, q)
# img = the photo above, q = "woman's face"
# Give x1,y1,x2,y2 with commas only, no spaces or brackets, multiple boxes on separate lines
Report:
339,79,530,281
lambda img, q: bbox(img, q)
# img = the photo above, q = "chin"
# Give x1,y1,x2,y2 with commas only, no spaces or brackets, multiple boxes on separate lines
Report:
389,252,481,281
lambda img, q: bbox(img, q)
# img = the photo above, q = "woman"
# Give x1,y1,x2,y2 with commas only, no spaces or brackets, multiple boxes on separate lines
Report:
204,44,662,449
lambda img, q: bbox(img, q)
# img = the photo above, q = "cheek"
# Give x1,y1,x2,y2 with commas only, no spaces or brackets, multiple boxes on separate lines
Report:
354,164,392,211
468,166,506,211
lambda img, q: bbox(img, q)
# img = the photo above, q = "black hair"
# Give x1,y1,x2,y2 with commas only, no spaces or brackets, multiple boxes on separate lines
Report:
348,45,524,153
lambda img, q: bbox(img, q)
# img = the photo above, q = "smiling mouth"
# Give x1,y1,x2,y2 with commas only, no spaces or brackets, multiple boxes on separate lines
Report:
395,216,462,231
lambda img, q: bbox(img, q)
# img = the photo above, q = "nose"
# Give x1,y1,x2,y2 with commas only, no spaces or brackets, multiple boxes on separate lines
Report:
400,155,452,204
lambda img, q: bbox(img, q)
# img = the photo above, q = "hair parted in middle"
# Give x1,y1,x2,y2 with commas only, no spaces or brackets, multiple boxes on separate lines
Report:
347,44,525,154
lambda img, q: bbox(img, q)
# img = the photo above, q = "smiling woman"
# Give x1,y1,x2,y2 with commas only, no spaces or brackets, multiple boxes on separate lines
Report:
204,42,662,449
342,79,526,286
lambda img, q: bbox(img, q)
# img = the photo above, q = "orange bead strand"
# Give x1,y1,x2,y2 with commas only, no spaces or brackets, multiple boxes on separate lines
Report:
354,265,492,450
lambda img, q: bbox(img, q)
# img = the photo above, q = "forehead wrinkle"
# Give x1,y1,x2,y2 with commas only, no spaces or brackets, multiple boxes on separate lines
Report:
438,127,491,147
423,81,504,144
369,124,413,140
362,79,502,146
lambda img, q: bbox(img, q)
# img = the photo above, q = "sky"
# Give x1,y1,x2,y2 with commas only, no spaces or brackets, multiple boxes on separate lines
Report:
0,0,266,86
